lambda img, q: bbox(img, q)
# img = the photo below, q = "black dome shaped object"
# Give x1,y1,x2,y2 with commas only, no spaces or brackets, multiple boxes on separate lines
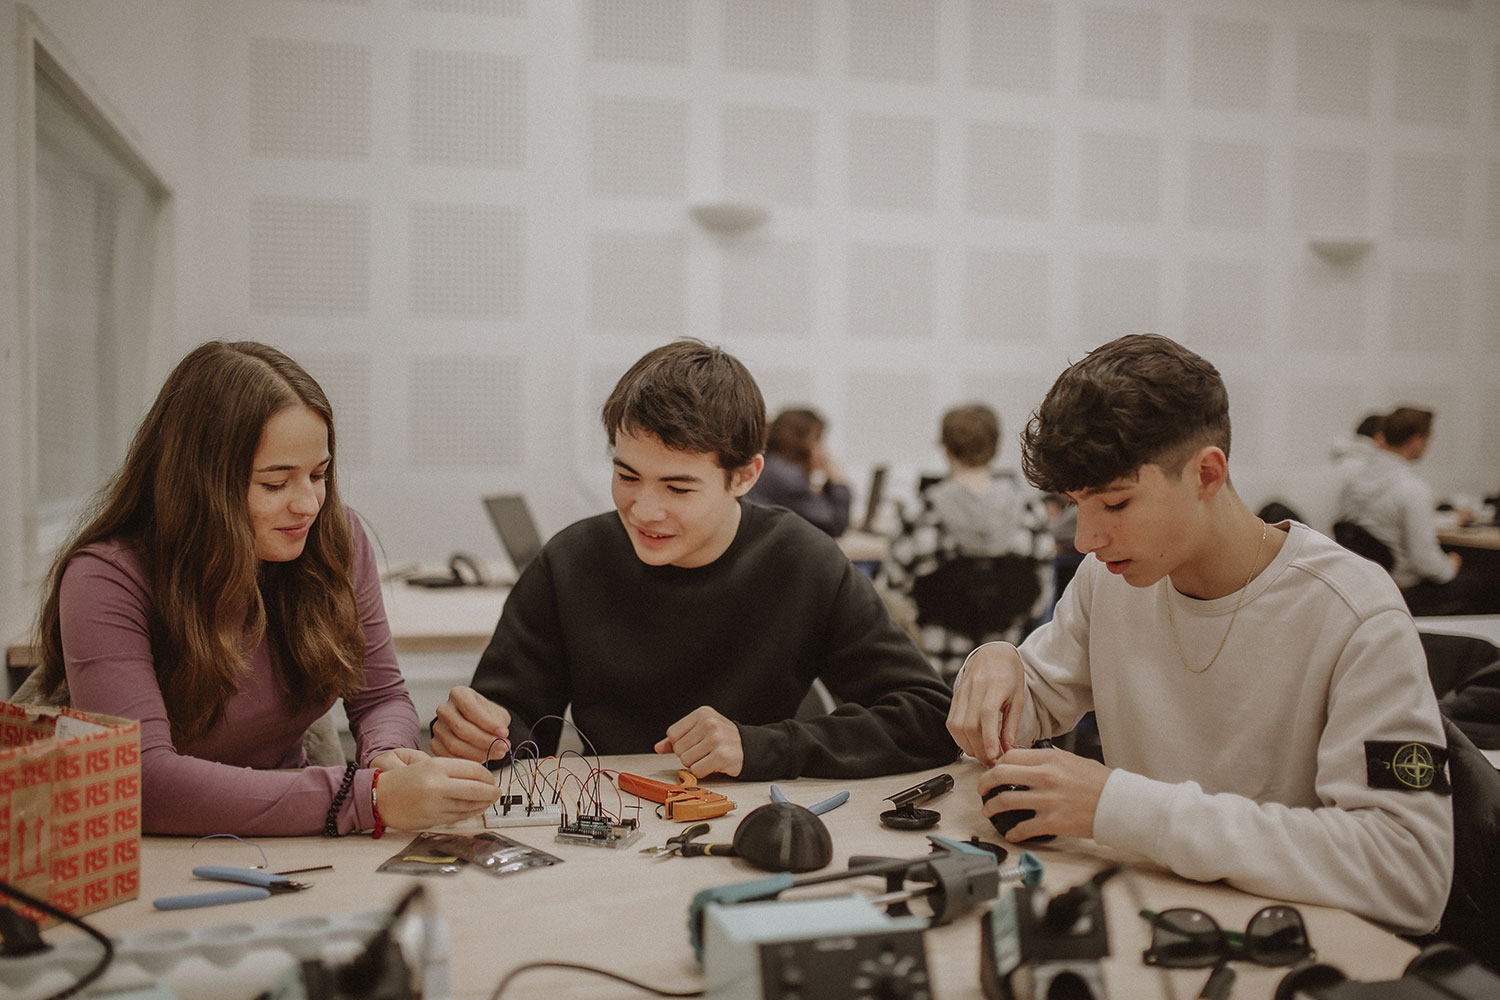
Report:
731,802,833,873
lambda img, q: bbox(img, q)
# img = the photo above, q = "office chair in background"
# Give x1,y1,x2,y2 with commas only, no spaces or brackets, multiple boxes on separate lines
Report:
1332,519,1396,570
909,553,1042,649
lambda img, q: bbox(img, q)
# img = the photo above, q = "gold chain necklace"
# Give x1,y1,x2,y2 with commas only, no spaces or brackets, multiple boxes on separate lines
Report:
1164,520,1268,674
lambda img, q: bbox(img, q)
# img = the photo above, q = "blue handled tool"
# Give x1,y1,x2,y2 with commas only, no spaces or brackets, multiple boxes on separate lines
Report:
769,784,849,815
153,866,312,910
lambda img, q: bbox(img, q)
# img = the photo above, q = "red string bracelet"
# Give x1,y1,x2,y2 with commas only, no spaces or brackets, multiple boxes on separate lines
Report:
371,768,385,839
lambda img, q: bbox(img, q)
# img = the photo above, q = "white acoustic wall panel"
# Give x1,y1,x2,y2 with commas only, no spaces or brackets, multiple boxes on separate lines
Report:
847,112,937,212
1079,131,1161,226
721,240,814,337
1293,147,1370,233
1191,16,1270,110
1489,162,1500,241
1077,253,1160,344
408,355,524,467
753,365,818,419
1493,44,1500,127
844,369,935,468
589,0,689,66
409,203,525,318
967,122,1050,218
1292,262,1368,352
249,197,370,315
588,231,686,333
1395,36,1469,126
1081,6,1162,102
1295,29,1372,118
722,0,817,74
1286,382,1365,466
1184,258,1265,349
298,352,373,468
964,249,1050,345
1391,154,1466,242
723,104,818,205
968,0,1053,92
849,0,938,83
412,0,524,15
410,49,525,169
1388,269,1464,352
1188,140,1267,230
589,97,687,198
249,39,370,160
847,244,934,342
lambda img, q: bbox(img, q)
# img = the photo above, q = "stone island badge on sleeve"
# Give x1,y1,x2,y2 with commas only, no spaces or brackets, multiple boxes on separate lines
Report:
1364,741,1451,794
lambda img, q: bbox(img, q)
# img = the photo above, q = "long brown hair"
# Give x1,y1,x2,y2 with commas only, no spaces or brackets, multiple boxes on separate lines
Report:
34,341,366,745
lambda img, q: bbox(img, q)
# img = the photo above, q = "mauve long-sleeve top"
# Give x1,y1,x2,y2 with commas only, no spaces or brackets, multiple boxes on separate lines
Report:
60,511,418,835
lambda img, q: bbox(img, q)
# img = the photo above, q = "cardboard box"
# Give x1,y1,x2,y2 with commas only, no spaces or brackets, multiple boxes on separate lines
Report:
0,702,141,926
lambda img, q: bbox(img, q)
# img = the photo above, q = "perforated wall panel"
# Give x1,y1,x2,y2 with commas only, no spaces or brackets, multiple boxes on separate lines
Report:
250,197,369,315
723,104,818,205
847,113,936,212
1391,154,1466,242
1189,140,1267,230
1077,253,1159,343
412,0,523,14
1388,269,1464,352
722,0,817,74
588,232,686,332
1081,7,1162,102
1079,131,1161,225
964,249,1050,344
410,49,525,169
249,39,370,160
590,97,687,198
1292,262,1367,352
1293,147,1370,233
967,123,1050,218
848,0,938,83
589,0,689,65
1184,258,1265,348
408,355,524,467
1295,29,1372,118
721,240,815,337
968,0,1053,92
1395,36,1469,125
1192,16,1270,110
847,244,934,341
409,203,525,317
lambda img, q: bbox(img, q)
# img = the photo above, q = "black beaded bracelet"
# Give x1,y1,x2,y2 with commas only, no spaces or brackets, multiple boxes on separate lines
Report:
324,761,359,837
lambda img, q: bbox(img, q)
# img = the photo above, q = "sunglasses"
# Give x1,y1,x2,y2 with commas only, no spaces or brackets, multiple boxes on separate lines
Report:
1140,905,1316,969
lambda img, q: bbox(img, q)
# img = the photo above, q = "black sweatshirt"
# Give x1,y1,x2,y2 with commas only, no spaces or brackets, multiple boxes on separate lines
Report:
471,501,956,780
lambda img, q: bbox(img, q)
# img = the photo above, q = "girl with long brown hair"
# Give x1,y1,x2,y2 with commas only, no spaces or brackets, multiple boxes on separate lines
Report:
30,341,499,835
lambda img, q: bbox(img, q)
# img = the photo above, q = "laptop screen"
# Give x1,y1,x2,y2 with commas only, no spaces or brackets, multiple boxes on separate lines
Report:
482,494,544,575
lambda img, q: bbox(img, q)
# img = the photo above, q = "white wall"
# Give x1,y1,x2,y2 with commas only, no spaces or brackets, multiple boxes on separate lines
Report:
5,0,1500,646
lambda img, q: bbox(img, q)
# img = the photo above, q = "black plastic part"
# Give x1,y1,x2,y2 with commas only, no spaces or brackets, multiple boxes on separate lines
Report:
982,784,1056,843
880,805,941,830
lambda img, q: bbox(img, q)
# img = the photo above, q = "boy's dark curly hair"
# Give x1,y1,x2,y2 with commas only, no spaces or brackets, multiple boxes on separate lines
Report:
1021,334,1231,495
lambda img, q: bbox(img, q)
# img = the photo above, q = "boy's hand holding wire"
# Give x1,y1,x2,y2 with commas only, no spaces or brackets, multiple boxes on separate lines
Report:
431,685,513,762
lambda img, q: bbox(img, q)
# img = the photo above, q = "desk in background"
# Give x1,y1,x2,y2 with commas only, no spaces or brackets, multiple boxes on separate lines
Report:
38,755,1417,1000
1437,524,1500,552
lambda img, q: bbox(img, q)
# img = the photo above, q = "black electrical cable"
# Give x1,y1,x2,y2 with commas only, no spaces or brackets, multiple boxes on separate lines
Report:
0,877,114,1000
335,883,427,995
488,961,703,1000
